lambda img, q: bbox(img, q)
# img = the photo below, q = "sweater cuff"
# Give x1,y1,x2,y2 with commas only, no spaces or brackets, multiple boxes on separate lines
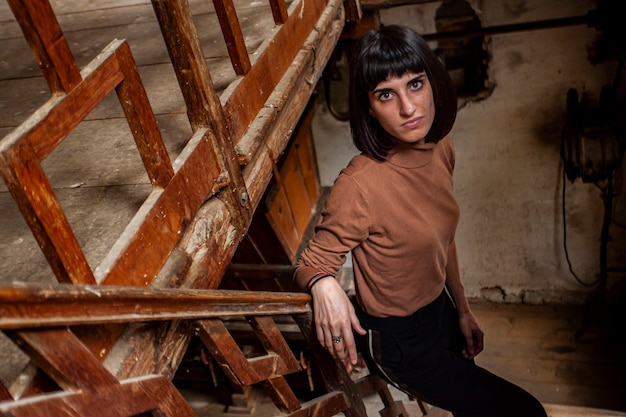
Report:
294,265,325,292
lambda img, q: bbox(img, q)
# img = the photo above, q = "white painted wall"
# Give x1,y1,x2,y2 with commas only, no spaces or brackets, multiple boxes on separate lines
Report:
312,0,626,304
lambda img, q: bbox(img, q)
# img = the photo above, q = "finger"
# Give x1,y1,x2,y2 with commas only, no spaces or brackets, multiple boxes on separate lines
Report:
350,310,367,336
465,334,475,354
474,331,484,354
342,331,359,365
317,324,337,355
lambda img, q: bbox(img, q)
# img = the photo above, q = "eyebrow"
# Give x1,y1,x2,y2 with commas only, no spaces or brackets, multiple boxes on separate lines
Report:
371,73,426,95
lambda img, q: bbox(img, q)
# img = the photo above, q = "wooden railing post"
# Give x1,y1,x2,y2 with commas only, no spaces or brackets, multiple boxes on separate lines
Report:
6,0,81,94
212,0,252,75
293,313,369,417
151,0,253,236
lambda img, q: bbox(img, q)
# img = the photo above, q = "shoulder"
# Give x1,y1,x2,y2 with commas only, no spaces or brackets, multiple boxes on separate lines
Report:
339,153,389,182
327,154,380,204
342,153,377,175
436,135,455,170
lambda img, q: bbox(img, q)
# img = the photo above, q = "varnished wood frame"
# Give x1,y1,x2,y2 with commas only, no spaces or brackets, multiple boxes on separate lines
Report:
0,39,224,287
0,0,364,415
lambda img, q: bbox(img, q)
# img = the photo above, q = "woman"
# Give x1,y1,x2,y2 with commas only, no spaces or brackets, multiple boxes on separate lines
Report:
294,25,547,416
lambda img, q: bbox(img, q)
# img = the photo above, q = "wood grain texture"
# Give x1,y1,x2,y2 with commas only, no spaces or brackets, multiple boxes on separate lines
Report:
0,375,197,417
222,0,328,143
212,0,251,75
0,284,311,329
6,0,81,94
0,1,356,416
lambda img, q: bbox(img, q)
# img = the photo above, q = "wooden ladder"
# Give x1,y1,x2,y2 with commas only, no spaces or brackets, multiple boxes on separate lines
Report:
0,0,423,415
0,284,417,417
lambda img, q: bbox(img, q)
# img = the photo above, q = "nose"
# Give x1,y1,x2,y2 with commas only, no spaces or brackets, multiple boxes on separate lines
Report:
398,92,415,116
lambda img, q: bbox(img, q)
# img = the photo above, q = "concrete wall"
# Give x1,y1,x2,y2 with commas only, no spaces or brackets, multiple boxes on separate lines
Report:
312,0,626,304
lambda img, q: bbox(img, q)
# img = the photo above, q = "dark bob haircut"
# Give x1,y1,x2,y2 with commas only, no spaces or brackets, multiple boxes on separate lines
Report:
349,25,457,161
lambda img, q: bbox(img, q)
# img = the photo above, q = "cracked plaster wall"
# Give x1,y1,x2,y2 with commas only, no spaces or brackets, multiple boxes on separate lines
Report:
312,0,626,304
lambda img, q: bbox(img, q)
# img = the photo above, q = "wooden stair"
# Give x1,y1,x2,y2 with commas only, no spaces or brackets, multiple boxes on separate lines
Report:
0,0,387,415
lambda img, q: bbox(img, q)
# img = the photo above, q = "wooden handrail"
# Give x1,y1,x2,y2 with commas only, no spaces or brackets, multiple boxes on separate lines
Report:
0,284,311,330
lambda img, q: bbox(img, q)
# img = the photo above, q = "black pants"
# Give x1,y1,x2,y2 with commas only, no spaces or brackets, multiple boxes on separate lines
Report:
353,291,547,417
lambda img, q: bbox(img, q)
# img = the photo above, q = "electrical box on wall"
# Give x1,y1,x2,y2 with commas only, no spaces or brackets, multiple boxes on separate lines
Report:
561,87,623,183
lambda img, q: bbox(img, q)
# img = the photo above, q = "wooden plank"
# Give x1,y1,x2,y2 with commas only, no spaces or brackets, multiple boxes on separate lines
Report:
341,11,380,40
197,319,262,386
223,0,327,143
476,355,625,394
150,0,253,235
293,313,368,417
6,0,81,94
0,381,13,401
0,284,311,330
295,117,321,206
0,40,129,285
269,0,289,24
343,0,363,22
197,317,303,408
8,328,119,392
1,41,123,161
212,0,252,75
114,41,174,188
544,404,626,417
359,0,438,9
261,376,302,412
286,391,349,417
248,315,301,372
266,183,301,261
0,375,196,417
281,146,314,237
98,129,221,286
0,146,96,285
135,375,198,417
236,0,344,167
111,0,344,386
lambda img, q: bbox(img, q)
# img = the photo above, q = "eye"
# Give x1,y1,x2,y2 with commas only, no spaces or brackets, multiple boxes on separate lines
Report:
378,91,393,101
409,78,424,91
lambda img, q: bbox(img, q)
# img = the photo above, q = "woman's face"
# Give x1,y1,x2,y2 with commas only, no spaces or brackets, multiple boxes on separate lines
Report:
368,71,435,145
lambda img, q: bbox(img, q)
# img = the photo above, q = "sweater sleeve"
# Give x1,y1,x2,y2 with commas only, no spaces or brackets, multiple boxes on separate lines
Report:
294,172,370,291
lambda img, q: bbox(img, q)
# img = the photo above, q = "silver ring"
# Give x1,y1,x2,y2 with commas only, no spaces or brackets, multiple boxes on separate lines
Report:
332,334,343,344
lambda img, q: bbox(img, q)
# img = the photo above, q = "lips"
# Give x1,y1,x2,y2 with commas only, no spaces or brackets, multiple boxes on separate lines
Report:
402,117,422,129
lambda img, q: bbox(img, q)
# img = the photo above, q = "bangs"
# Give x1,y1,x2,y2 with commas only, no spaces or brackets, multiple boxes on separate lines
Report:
360,38,426,91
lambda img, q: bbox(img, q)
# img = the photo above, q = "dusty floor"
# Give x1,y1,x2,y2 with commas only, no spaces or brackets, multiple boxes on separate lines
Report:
170,301,626,416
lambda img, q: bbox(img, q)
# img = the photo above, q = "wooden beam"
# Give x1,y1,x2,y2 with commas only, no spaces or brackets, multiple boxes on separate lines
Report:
0,284,311,330
248,315,301,372
222,0,328,143
341,11,381,40
110,0,344,386
0,382,13,402
0,375,197,417
261,376,302,412
6,0,81,94
359,0,441,9
343,0,363,22
8,329,119,392
293,313,368,417
114,41,174,188
0,148,96,285
212,0,252,75
151,0,253,235
98,128,221,286
269,0,289,24
286,391,349,417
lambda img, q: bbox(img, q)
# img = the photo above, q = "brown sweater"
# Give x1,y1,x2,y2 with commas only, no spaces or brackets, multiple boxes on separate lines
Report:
295,135,460,317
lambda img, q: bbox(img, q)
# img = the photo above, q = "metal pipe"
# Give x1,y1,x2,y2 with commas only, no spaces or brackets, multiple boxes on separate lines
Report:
421,14,589,42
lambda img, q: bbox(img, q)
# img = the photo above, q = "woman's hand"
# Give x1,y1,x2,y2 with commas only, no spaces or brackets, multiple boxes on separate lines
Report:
310,277,366,367
458,309,484,360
